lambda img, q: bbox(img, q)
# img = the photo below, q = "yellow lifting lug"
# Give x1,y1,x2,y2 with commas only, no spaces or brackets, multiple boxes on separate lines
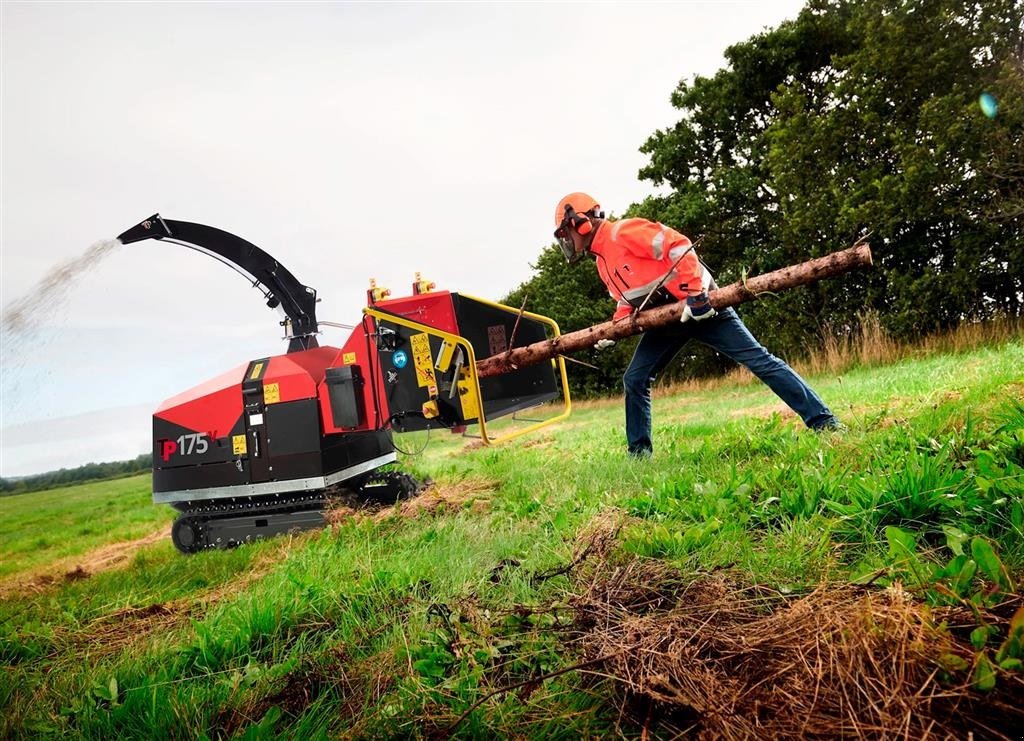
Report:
368,278,391,303
413,272,436,295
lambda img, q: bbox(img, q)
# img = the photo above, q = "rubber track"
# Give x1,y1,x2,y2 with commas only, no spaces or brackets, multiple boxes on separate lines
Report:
171,472,420,552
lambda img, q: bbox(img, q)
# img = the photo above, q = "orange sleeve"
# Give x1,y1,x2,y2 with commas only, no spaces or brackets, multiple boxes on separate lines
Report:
663,227,703,297
613,303,632,321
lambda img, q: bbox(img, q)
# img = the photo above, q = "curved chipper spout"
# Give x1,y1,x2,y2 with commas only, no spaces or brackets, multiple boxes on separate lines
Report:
116,213,320,352
117,214,173,244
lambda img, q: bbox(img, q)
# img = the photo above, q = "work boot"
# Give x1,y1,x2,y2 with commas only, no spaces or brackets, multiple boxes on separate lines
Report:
813,419,849,434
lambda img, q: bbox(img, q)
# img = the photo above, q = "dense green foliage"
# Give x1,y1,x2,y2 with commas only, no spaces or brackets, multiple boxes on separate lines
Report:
0,455,152,496
1,339,1021,737
507,0,1023,394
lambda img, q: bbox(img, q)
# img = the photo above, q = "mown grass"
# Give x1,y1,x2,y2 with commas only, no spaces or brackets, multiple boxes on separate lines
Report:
0,474,171,579
0,337,1021,738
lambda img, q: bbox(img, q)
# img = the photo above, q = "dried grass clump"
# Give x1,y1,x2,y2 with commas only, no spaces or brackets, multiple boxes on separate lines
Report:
325,478,497,527
0,525,170,599
572,558,1023,739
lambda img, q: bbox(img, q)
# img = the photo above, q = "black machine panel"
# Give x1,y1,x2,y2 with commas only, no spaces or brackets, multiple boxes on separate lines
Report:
325,365,365,429
450,293,560,419
320,429,396,473
265,398,324,481
374,321,473,432
242,359,270,483
152,415,247,493
266,399,321,457
371,295,561,433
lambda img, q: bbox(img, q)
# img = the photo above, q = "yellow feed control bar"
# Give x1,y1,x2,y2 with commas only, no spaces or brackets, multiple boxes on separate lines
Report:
363,300,571,446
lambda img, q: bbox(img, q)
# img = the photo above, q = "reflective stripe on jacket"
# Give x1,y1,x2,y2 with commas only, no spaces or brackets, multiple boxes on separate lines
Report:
589,218,711,321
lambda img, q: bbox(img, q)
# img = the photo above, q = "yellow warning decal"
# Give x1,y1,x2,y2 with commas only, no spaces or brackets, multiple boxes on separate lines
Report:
343,352,357,365
263,382,280,404
457,368,480,421
410,333,437,389
249,362,265,380
232,434,247,455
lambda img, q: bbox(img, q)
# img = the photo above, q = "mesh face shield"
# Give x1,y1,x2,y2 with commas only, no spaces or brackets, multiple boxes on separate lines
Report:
554,223,582,263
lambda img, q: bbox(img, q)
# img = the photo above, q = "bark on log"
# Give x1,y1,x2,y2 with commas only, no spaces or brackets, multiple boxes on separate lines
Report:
476,242,873,378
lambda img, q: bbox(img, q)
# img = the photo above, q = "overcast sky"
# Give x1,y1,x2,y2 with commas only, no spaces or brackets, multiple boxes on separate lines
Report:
1,0,805,477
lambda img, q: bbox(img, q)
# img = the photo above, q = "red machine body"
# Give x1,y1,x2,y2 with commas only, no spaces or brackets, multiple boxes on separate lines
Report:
118,215,565,552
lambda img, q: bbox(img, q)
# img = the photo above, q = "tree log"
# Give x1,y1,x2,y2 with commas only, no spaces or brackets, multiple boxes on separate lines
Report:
476,242,873,378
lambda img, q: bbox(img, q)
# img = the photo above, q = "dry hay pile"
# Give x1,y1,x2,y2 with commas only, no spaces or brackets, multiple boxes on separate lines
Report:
570,553,1023,739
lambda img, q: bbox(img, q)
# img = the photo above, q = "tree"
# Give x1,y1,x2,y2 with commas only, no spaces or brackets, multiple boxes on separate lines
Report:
0,453,153,496
635,0,1023,346
505,0,1022,397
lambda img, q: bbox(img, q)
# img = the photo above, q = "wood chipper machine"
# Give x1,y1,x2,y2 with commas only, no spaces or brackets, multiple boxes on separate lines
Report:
117,215,570,553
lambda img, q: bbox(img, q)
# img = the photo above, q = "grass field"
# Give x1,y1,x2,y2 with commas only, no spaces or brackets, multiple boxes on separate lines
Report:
0,475,170,581
1,338,1022,738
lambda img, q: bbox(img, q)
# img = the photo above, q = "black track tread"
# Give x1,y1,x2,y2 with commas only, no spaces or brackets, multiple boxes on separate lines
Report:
169,472,424,552
173,492,327,552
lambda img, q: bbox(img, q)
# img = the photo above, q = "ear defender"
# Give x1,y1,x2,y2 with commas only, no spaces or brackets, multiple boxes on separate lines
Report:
563,204,593,235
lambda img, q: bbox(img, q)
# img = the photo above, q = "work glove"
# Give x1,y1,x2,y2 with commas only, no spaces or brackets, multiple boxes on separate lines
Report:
594,338,616,350
680,292,717,323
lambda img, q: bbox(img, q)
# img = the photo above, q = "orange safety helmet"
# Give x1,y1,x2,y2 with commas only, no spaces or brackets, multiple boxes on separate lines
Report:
553,192,604,263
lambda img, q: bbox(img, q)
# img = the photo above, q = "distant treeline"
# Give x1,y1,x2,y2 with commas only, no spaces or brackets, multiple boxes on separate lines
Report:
0,454,152,495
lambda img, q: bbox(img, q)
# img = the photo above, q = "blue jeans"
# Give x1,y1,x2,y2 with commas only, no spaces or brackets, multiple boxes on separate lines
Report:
623,308,838,455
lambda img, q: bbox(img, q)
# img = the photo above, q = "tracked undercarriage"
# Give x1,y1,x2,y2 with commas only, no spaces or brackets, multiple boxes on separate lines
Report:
169,471,421,553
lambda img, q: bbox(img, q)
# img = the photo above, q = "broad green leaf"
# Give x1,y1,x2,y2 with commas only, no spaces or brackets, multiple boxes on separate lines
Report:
970,625,995,650
941,525,968,556
939,653,969,672
999,658,1022,671
1009,606,1024,635
996,607,1024,663
413,659,446,678
261,706,282,726
953,559,978,597
935,554,967,579
970,537,1006,587
1011,502,1024,531
886,526,917,560
971,654,997,692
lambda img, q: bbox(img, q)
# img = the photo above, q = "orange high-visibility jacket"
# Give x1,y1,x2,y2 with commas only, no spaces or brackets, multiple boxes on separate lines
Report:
589,218,711,321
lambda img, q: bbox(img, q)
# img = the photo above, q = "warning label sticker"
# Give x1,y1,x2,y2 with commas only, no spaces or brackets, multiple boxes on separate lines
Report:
410,333,437,389
232,434,247,455
263,382,280,404
487,325,507,356
342,352,357,365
